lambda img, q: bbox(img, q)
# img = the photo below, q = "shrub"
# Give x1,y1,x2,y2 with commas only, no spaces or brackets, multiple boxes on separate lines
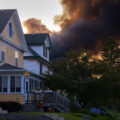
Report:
0,101,22,112
79,108,90,114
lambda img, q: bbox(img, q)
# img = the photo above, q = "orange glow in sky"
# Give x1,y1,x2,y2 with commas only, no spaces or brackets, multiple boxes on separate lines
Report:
0,0,63,32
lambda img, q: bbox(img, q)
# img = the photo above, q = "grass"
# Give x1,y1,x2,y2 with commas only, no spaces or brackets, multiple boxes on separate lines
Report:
2,111,120,120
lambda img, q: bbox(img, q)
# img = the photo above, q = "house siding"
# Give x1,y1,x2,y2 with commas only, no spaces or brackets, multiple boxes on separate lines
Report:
5,45,23,68
2,14,22,48
24,59,49,75
0,94,25,104
24,59,40,74
31,36,50,61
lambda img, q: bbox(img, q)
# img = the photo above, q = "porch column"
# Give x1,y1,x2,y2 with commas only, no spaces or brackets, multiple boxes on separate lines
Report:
8,76,10,93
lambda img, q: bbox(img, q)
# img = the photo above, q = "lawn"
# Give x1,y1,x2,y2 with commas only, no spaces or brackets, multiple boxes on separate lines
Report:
0,112,120,120
14,112,120,120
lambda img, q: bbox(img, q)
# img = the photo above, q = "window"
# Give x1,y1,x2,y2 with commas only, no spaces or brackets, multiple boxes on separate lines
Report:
0,44,5,62
3,76,8,92
31,79,34,90
26,81,28,92
40,62,42,74
43,45,45,57
43,45,48,58
16,77,21,92
0,76,8,93
0,77,2,92
10,76,21,93
10,76,15,92
34,80,36,89
46,47,47,58
8,22,14,38
36,81,39,90
15,51,19,67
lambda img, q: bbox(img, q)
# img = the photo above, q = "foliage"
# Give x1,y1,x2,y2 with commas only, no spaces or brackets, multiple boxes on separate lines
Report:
46,37,120,111
101,37,120,65
0,102,22,112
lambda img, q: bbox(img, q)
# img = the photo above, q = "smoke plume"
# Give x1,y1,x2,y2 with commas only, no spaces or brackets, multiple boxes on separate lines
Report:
51,0,120,59
23,18,51,34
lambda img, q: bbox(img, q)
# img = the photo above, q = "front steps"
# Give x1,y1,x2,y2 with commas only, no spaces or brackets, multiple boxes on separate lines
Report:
0,107,8,114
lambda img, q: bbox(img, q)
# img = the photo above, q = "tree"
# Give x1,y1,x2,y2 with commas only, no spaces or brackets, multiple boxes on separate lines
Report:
101,37,120,65
46,50,92,99
45,38,120,110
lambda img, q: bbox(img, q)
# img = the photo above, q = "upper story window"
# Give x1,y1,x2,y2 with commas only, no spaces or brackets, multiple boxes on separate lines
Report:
15,51,19,67
43,45,46,57
43,44,48,58
0,44,5,62
46,47,47,58
40,62,42,74
8,22,14,39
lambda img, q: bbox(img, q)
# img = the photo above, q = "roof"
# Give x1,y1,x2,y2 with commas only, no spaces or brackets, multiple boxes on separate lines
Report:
24,46,51,65
0,63,26,71
0,63,47,80
25,33,51,47
0,9,16,33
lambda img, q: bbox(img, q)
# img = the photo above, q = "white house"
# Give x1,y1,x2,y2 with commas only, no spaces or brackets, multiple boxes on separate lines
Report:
24,33,52,75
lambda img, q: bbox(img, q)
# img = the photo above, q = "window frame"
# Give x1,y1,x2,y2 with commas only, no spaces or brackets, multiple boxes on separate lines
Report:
10,76,21,93
0,76,8,93
0,44,6,62
15,51,19,67
8,22,14,39
43,44,46,57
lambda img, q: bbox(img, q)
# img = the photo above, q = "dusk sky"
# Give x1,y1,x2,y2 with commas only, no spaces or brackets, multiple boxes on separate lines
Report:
0,0,120,59
0,0,62,32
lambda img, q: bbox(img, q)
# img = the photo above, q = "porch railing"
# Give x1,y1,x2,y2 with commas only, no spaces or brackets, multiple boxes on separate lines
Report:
26,90,70,112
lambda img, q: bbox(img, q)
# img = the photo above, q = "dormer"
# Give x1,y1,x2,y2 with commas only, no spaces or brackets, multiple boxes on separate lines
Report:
24,33,51,61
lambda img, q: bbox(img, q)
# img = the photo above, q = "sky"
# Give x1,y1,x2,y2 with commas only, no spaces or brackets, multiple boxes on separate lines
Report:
0,0,63,31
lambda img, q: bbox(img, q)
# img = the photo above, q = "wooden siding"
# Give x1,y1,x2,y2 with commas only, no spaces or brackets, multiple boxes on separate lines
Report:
0,94,25,104
5,45,23,68
2,14,22,47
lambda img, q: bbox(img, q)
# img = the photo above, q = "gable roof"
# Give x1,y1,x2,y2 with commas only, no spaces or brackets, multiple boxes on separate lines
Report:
25,33,52,47
0,63,26,71
0,63,47,80
0,9,16,33
0,9,28,52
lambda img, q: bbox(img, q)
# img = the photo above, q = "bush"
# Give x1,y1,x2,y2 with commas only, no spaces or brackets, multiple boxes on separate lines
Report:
0,101,22,112
79,108,90,114
70,103,90,114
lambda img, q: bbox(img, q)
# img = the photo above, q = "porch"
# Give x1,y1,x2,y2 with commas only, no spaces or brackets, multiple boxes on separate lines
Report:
26,90,70,113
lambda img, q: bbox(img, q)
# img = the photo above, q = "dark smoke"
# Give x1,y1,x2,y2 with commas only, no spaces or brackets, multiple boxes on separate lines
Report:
23,18,52,35
51,0,120,59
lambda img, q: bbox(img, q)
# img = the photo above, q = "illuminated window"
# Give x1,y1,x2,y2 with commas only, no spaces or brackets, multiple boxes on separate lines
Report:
0,44,5,62
15,51,19,67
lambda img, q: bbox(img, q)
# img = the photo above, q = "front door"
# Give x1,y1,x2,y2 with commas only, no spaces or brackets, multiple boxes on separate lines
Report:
25,80,29,92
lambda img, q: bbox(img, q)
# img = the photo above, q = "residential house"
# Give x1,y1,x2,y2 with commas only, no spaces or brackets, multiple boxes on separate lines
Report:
0,9,45,104
24,34,51,75
0,9,70,112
